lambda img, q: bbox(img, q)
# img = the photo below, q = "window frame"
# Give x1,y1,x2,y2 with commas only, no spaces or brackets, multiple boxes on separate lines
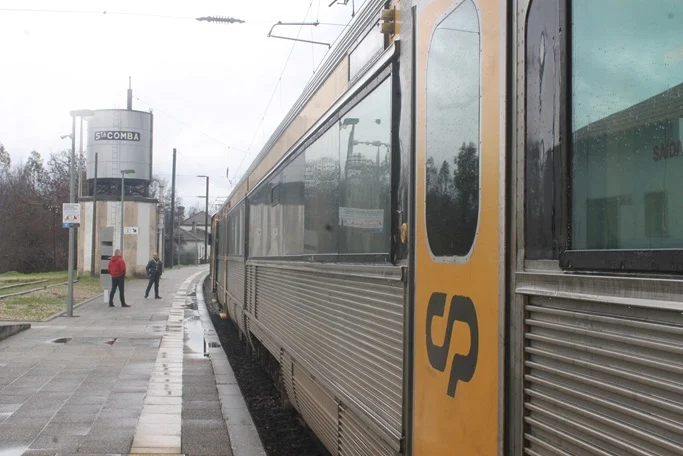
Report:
423,0,483,263
246,65,397,264
227,200,246,258
557,0,683,273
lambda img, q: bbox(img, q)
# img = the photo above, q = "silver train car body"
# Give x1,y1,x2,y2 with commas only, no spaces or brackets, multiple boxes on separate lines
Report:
210,0,683,455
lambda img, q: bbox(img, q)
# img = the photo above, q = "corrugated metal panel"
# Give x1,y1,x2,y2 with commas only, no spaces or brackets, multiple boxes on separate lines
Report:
524,296,683,456
252,261,404,449
292,363,339,455
227,256,245,305
247,264,256,317
339,403,397,456
281,350,296,407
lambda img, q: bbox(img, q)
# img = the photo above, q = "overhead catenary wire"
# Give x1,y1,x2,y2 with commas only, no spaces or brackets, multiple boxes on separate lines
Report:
133,95,254,157
234,2,353,178
235,1,315,177
0,7,350,27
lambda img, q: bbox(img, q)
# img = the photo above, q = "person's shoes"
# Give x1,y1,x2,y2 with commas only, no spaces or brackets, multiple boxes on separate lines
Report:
155,296,162,299
109,302,115,307
144,295,148,299
121,303,130,307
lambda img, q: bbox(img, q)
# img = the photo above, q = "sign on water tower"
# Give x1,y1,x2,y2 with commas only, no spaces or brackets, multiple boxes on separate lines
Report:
86,109,153,181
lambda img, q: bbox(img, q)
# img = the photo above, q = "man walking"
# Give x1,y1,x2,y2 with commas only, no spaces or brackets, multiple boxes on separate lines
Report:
108,249,129,307
145,252,163,299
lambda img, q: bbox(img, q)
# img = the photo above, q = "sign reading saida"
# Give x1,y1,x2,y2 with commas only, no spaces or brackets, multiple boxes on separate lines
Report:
94,131,141,141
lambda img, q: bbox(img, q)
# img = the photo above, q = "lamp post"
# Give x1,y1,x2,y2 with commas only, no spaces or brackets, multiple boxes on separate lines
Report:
65,109,94,318
196,175,209,263
90,153,98,277
120,169,135,252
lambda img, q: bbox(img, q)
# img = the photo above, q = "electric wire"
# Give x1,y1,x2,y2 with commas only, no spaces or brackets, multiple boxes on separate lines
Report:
234,1,314,176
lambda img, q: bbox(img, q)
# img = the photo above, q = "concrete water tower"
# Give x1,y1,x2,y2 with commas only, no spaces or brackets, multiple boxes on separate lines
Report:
78,81,160,277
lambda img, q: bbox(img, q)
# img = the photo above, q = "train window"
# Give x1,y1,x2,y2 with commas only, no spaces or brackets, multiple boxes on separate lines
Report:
304,127,340,254
248,155,304,257
524,0,562,259
570,0,683,251
280,153,305,255
227,203,245,256
425,0,480,258
249,178,276,257
339,77,392,254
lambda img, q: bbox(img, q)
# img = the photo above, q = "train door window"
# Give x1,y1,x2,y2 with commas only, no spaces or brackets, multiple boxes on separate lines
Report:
425,0,480,259
565,0,683,269
339,77,392,255
524,0,562,259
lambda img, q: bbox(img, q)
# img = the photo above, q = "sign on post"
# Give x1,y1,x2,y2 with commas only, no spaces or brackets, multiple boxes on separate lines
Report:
62,203,81,228
124,226,139,235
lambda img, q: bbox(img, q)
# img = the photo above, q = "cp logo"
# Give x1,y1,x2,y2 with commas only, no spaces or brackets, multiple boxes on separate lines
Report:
426,293,479,397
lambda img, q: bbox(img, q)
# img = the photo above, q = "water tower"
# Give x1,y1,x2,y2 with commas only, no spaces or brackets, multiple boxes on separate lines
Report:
78,82,160,277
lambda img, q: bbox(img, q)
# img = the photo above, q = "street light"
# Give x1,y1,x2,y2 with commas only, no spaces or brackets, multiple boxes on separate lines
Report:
65,109,94,318
120,169,135,252
196,175,209,263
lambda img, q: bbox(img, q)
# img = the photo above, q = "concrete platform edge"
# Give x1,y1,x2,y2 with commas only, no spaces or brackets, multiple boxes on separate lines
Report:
0,322,30,341
195,272,267,456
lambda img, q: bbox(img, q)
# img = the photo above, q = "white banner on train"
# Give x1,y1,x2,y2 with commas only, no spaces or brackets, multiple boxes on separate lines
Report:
339,207,384,229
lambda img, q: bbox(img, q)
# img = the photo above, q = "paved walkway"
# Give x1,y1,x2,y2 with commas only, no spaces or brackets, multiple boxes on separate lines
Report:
0,265,264,456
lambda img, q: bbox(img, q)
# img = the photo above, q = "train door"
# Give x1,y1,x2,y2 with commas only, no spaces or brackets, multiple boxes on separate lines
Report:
411,0,505,454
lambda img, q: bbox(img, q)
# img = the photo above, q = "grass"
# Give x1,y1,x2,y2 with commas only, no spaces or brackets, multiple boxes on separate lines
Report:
0,275,103,321
0,271,67,284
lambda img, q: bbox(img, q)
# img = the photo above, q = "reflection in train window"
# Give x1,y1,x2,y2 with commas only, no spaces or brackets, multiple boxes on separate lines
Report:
524,0,562,259
425,0,480,258
571,0,683,250
339,77,392,255
304,128,340,254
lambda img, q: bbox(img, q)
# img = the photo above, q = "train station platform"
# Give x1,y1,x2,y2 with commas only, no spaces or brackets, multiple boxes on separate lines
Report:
0,265,265,456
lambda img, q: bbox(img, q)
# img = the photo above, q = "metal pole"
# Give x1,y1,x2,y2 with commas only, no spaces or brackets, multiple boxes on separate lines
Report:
120,172,125,252
90,153,98,276
204,177,209,263
53,208,57,270
67,116,76,318
170,148,177,268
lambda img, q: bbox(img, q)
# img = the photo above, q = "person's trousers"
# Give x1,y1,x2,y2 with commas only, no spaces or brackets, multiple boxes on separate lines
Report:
109,277,126,305
145,276,160,298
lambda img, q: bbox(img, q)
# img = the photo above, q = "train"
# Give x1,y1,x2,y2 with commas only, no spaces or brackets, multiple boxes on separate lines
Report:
210,0,683,454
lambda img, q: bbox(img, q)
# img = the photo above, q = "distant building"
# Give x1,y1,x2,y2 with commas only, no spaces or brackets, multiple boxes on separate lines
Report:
177,212,211,264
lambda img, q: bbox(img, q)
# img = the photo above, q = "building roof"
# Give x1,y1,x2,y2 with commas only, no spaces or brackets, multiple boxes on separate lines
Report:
181,212,209,226
574,83,683,141
177,228,207,242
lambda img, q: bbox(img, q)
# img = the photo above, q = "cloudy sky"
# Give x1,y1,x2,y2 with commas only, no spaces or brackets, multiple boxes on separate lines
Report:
0,0,365,212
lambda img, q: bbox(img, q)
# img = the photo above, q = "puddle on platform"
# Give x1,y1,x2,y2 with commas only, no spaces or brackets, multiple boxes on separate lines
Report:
184,313,205,354
50,337,71,344
0,447,29,456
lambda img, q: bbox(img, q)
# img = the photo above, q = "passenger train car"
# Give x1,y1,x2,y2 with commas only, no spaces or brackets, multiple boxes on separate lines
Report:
211,0,683,454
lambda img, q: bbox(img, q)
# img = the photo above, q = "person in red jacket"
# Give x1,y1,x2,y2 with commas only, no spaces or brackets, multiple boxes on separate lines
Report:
107,249,129,307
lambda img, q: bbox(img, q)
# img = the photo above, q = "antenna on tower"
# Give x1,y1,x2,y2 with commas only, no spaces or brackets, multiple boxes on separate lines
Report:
127,77,133,110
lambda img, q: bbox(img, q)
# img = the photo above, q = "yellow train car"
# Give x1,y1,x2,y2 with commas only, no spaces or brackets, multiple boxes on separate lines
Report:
211,0,683,454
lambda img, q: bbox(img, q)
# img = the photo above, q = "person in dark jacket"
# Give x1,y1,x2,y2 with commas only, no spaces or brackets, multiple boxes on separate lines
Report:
144,252,163,299
107,249,129,307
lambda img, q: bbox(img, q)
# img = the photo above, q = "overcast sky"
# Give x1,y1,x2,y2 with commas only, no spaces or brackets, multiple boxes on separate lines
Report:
0,0,364,212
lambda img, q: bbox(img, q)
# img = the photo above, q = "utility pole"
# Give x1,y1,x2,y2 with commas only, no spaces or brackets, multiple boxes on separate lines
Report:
67,115,76,318
170,148,177,268
90,153,98,277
